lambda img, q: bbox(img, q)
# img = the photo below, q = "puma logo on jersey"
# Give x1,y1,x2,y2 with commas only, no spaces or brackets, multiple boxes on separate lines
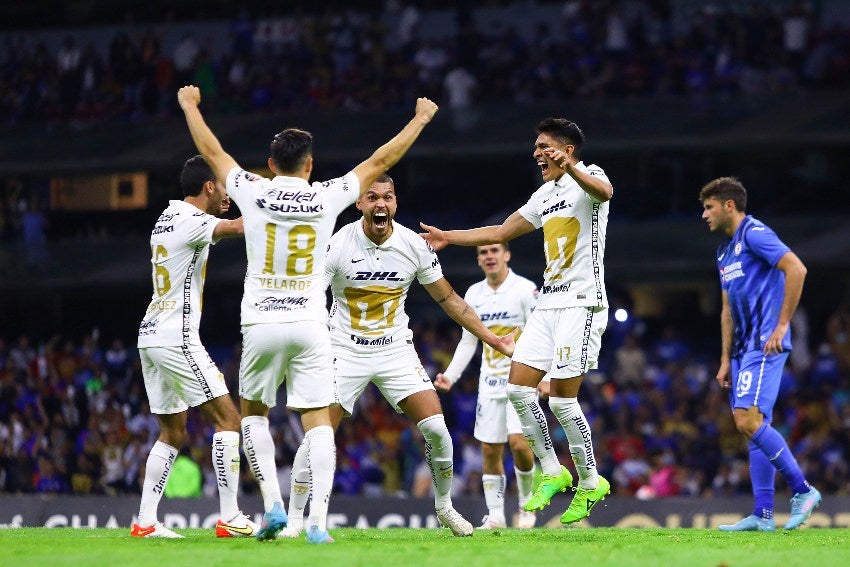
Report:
353,271,404,282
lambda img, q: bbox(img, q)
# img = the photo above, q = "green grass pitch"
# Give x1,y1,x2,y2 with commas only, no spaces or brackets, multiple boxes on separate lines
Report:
2,527,848,567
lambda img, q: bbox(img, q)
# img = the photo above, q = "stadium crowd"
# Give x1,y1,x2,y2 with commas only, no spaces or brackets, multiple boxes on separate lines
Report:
1,1,849,123
2,301,848,500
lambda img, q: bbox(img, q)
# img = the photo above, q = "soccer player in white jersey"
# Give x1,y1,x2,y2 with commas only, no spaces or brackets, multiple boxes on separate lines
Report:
420,118,613,525
279,174,515,538
434,243,542,529
177,85,438,543
133,155,255,539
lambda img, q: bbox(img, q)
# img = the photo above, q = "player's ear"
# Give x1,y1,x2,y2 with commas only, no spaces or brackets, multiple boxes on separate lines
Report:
504,249,511,262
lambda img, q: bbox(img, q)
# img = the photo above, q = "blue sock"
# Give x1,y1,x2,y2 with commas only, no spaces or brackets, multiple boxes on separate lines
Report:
751,423,809,495
749,441,774,519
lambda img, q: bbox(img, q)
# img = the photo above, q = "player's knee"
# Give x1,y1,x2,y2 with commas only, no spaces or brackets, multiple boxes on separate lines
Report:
159,427,186,448
734,414,762,437
417,414,450,446
506,383,535,405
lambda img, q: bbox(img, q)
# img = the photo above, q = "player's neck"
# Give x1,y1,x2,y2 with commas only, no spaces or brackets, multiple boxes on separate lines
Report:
363,220,393,246
184,196,208,214
487,269,509,290
726,212,746,237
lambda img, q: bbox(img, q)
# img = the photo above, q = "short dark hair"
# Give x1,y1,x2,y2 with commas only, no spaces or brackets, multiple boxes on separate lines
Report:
373,173,394,186
180,155,215,197
699,176,747,212
270,128,313,173
536,118,585,158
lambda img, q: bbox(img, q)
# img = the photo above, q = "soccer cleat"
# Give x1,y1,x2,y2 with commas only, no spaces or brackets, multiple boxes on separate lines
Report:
130,522,184,539
278,517,304,538
256,502,288,541
516,510,537,529
560,476,611,524
306,525,334,544
718,515,775,532
524,466,573,511
477,514,507,529
785,486,822,530
215,512,260,537
436,507,474,537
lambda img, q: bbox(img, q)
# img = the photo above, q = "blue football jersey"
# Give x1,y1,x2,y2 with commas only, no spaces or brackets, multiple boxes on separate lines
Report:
716,215,791,356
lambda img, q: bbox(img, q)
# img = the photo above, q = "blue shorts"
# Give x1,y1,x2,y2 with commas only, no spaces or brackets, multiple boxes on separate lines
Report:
729,350,790,419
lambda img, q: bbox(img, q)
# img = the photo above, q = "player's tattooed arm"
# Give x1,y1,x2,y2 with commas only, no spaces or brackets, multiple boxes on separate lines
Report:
424,278,514,357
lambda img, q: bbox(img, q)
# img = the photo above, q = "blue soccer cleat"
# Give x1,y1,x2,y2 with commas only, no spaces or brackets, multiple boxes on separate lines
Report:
306,525,334,544
256,502,288,541
784,486,822,530
718,515,775,532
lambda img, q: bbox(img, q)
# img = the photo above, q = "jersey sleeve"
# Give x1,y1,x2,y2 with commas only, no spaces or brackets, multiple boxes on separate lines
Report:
319,172,360,217
414,236,444,285
183,212,221,246
584,163,612,204
517,190,543,229
442,328,478,383
746,224,791,267
225,166,262,206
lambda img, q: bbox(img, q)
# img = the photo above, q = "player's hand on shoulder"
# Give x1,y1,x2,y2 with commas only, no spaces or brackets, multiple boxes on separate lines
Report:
419,222,447,251
415,97,438,123
434,373,453,393
177,85,201,109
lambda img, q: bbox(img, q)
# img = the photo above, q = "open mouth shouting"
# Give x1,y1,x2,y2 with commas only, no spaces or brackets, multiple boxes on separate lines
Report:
373,211,389,230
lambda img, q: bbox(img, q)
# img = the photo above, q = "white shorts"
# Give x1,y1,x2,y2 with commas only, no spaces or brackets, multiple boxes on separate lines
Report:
333,346,434,415
474,396,523,444
140,346,229,414
239,321,334,410
512,306,608,378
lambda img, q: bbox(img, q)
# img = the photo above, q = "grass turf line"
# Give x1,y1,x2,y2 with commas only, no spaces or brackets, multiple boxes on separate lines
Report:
2,527,849,567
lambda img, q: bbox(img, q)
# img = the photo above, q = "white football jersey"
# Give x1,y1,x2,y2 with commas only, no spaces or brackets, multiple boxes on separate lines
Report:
326,220,443,356
518,162,610,309
138,200,223,348
226,168,359,325
442,270,537,398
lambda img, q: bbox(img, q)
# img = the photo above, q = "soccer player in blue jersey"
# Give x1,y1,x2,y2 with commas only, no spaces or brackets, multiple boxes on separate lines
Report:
700,176,821,531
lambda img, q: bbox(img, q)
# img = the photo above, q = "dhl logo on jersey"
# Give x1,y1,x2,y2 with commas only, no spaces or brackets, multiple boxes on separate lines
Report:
352,271,404,282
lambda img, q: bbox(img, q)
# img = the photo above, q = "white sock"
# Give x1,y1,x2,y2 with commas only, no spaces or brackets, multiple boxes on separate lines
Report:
506,384,560,476
417,414,454,510
241,415,283,511
549,396,598,488
138,441,177,526
288,438,310,522
212,430,241,521
514,466,535,508
305,426,335,533
482,474,506,519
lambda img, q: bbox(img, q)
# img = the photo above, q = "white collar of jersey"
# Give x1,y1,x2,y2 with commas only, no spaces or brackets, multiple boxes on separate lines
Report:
357,219,397,250
271,175,311,188
554,161,585,188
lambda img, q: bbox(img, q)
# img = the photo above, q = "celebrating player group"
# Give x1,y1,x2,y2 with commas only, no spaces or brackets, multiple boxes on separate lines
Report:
130,85,821,543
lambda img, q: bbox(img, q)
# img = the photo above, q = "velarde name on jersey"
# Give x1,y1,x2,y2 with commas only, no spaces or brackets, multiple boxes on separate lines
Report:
350,271,404,282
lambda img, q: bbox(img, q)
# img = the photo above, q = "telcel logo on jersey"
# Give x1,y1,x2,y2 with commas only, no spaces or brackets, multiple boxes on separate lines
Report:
350,334,394,346
353,271,404,282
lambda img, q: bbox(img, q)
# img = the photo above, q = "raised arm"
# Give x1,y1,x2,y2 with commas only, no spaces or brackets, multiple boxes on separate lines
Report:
423,278,515,357
419,210,535,251
434,329,478,393
352,97,438,197
542,147,613,202
177,86,239,184
764,251,807,355
212,217,244,241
